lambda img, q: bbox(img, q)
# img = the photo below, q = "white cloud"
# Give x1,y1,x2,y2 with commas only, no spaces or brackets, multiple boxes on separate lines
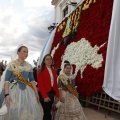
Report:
10,0,15,4
0,1,55,66
23,0,52,8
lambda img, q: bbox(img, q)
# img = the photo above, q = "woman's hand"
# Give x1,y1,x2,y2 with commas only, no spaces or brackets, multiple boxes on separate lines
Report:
44,97,51,102
4,95,12,106
55,97,59,103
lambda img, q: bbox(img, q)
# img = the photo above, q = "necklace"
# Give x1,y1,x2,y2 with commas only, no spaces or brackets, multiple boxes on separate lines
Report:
17,59,25,66
20,62,24,66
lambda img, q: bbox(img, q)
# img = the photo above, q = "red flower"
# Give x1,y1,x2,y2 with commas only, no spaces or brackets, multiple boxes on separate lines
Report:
51,0,113,96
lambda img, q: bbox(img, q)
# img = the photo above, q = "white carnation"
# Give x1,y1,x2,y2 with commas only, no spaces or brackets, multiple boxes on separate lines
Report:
62,38,105,78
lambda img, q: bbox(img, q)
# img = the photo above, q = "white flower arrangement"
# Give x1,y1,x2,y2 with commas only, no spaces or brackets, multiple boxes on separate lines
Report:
51,38,105,78
62,38,105,78
51,43,60,57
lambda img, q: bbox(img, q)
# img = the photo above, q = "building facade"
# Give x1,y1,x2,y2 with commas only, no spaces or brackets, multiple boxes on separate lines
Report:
51,0,84,24
50,0,120,114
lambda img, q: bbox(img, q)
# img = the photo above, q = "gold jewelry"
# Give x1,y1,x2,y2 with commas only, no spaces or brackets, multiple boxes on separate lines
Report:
17,59,25,66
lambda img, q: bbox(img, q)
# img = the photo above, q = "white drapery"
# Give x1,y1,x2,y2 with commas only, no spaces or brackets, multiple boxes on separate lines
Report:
102,0,120,102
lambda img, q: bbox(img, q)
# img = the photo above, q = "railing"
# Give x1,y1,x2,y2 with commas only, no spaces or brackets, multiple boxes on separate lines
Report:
79,91,120,113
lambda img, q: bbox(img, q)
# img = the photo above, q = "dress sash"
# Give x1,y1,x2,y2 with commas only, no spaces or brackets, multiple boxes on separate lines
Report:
10,62,34,90
59,74,78,98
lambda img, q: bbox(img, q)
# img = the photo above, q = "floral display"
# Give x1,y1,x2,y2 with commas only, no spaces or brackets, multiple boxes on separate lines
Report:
61,38,105,78
51,0,113,96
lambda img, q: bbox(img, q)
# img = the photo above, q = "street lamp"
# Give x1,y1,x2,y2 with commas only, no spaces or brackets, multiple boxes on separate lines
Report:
48,25,55,31
48,23,58,32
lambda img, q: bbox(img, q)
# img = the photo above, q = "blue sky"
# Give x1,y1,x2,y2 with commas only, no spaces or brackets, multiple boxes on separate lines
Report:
0,0,54,66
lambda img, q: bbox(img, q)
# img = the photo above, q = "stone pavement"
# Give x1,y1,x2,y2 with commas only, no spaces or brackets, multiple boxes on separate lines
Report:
83,107,120,120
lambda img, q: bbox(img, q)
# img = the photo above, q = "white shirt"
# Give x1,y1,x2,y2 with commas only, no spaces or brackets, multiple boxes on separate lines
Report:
47,67,54,87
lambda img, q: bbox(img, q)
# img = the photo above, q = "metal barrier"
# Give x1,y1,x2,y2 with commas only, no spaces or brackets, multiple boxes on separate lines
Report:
79,91,120,113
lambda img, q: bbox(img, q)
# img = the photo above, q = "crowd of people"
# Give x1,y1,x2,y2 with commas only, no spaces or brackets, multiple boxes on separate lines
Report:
0,62,6,80
0,45,87,120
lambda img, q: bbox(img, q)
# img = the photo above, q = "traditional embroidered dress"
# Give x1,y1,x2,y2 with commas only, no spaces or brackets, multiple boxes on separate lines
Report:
0,60,43,120
55,73,87,120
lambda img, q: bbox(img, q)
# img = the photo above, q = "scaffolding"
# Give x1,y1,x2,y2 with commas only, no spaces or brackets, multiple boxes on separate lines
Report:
79,91,120,114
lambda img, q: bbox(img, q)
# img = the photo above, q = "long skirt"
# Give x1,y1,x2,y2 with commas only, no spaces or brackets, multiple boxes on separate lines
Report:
0,84,43,120
55,90,87,120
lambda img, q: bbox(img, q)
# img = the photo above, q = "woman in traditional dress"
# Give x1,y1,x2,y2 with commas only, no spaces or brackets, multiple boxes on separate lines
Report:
37,54,59,120
0,45,43,120
55,61,87,120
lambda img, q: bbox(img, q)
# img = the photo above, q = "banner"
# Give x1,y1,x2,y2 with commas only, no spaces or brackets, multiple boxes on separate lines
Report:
103,0,120,101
